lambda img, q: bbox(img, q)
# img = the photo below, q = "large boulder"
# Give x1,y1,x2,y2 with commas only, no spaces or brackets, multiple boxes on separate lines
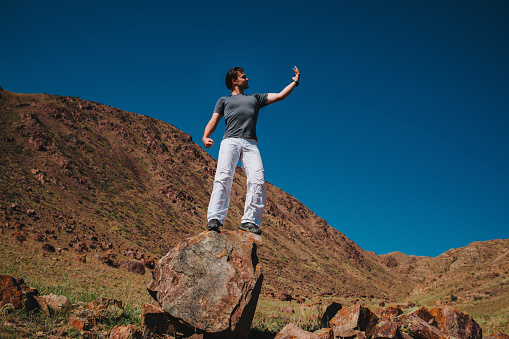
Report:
329,305,378,338
429,306,482,339
147,230,263,339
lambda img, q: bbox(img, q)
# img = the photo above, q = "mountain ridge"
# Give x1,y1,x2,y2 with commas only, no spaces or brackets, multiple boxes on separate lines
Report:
1,87,508,333
0,87,412,300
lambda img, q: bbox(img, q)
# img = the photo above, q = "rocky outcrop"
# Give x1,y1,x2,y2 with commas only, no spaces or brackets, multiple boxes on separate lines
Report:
429,306,482,339
0,275,38,312
147,230,263,339
329,305,379,339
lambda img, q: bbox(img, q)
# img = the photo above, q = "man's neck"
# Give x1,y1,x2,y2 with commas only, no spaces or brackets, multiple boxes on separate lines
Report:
231,87,244,95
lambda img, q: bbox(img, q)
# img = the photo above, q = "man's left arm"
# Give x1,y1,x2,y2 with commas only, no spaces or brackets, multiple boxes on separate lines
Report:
267,66,300,105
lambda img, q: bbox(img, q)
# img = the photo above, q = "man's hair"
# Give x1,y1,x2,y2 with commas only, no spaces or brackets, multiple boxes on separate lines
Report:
225,67,244,90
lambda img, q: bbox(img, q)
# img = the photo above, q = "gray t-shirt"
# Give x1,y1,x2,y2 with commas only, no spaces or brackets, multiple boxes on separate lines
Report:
214,93,268,141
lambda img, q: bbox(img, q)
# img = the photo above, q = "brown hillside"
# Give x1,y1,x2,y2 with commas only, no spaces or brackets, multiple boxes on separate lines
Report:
0,88,413,300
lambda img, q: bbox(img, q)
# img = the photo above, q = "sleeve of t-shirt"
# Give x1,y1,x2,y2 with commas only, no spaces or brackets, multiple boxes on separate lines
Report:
253,93,268,109
213,97,225,115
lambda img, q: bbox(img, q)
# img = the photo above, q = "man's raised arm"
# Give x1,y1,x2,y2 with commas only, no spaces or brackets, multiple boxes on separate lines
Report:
202,113,222,148
267,66,300,105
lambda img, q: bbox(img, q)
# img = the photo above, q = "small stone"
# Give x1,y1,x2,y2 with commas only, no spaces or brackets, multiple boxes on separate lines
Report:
282,306,294,314
275,323,319,339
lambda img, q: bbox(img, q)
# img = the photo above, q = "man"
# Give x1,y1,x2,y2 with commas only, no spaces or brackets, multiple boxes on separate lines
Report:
203,66,300,234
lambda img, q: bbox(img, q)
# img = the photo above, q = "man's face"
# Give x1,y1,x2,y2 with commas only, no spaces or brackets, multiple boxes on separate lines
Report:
235,71,249,89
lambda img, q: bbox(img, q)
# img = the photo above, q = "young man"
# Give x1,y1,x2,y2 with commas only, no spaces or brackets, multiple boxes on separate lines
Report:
203,66,300,234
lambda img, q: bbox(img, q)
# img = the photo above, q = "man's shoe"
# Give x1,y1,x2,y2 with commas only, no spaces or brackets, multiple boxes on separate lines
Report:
239,222,262,235
207,219,222,232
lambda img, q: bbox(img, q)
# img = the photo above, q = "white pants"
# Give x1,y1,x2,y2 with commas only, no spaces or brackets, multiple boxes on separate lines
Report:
207,138,266,226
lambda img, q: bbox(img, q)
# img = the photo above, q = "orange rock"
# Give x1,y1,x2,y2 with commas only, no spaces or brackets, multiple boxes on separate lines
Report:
412,306,435,324
429,306,482,339
330,305,378,339
399,312,446,339
381,305,402,320
110,324,142,339
68,315,90,331
0,275,38,311
372,318,399,338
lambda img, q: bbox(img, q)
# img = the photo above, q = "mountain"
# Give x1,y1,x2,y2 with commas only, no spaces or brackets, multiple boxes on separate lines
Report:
0,87,413,300
1,88,508,333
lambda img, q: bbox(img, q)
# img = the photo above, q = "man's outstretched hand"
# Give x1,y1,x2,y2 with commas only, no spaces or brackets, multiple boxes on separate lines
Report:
203,137,214,148
292,66,300,82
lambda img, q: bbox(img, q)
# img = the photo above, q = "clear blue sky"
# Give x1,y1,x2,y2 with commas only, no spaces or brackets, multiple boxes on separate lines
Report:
2,0,508,257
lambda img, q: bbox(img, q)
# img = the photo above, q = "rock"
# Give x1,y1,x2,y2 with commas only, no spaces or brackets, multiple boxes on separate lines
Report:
33,232,45,241
85,297,124,320
12,231,27,243
141,257,156,269
314,328,333,339
42,243,56,252
320,301,342,328
485,333,509,339
69,298,124,331
34,293,71,314
147,230,263,339
68,315,91,331
142,303,187,337
412,306,435,325
429,306,482,339
282,306,294,314
372,318,400,338
81,331,99,339
329,305,379,339
109,324,142,339
0,303,15,315
0,275,38,311
121,259,145,275
76,254,87,263
74,241,88,252
381,305,402,320
102,257,120,268
399,312,446,339
275,323,320,339
277,292,294,301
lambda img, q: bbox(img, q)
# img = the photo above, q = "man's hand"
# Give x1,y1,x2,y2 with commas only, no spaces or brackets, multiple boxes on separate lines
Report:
203,137,214,148
292,66,300,82
202,113,222,148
